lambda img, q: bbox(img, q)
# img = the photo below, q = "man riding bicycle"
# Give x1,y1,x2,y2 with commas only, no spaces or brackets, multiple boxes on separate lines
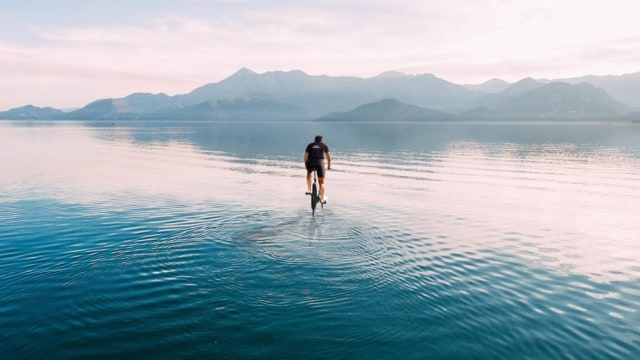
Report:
305,135,331,204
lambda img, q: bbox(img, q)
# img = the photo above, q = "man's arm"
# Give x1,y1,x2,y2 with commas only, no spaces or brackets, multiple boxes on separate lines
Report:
326,152,331,169
304,152,309,163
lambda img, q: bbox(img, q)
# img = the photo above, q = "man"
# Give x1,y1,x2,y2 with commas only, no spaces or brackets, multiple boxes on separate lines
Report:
305,135,331,203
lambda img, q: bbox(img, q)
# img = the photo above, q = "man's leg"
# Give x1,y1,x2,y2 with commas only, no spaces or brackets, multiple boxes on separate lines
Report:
319,178,325,202
306,170,312,193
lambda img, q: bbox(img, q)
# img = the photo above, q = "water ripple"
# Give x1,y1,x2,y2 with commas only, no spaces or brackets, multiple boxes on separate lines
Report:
2,122,640,359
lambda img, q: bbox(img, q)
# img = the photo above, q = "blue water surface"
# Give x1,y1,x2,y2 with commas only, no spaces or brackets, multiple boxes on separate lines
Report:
1,121,639,359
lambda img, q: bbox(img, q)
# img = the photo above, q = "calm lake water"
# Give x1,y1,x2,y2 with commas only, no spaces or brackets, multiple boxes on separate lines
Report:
1,120,639,359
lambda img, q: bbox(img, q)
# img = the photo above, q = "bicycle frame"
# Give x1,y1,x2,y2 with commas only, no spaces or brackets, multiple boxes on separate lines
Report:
310,169,322,216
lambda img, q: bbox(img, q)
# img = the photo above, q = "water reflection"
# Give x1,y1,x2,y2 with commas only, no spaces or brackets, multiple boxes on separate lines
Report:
2,120,640,358
2,120,639,285
0,122,300,207
84,120,640,159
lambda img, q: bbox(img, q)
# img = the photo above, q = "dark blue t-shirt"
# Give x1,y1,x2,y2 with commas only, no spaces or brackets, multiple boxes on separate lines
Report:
305,142,329,163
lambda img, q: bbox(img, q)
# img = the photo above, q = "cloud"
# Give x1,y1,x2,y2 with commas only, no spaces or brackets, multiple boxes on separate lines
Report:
576,37,640,62
1,0,640,109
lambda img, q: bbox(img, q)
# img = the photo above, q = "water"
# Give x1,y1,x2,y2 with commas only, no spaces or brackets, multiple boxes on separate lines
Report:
1,120,639,359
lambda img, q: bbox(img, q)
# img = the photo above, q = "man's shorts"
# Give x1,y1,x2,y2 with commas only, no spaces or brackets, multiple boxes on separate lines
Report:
306,161,326,178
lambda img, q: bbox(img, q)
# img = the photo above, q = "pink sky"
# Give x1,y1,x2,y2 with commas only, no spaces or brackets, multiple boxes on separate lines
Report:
1,0,639,110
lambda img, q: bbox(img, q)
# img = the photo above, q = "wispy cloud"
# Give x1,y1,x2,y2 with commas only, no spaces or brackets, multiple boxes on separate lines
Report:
1,0,639,109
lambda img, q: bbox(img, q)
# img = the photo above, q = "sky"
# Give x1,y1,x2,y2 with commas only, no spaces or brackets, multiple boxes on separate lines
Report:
1,0,640,110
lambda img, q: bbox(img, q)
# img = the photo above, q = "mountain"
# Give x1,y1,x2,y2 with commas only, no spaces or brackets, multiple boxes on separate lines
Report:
463,82,628,120
119,92,182,112
66,93,181,120
177,68,359,116
0,105,65,120
497,77,546,98
316,99,451,122
178,68,481,116
3,67,640,121
558,72,640,108
464,78,511,93
365,72,481,113
66,99,140,120
57,68,479,121
150,94,310,121
473,77,546,109
446,72,640,112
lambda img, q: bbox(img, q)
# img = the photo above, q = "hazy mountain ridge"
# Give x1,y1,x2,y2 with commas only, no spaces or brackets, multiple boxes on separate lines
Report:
147,93,311,121
1,68,640,121
464,78,511,93
469,78,547,110
178,68,480,115
317,99,451,122
462,82,628,120
0,105,65,120
556,72,640,108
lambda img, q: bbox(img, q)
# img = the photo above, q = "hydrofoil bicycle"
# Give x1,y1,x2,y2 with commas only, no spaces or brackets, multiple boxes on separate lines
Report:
308,169,326,216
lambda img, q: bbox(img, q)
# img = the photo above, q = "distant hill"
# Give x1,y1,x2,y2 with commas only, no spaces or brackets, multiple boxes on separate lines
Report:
474,78,546,109
0,105,65,120
177,68,481,116
492,72,640,109
3,67,640,121
119,92,182,112
66,93,182,120
498,77,546,97
558,72,640,108
66,99,141,120
316,99,451,122
463,82,628,120
464,78,511,93
150,94,310,121
35,68,480,121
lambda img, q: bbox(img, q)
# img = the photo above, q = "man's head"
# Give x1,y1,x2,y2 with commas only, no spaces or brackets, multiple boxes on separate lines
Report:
315,135,323,143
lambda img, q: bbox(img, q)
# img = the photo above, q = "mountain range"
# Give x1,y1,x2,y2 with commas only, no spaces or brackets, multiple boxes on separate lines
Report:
2,68,639,122
317,99,451,122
